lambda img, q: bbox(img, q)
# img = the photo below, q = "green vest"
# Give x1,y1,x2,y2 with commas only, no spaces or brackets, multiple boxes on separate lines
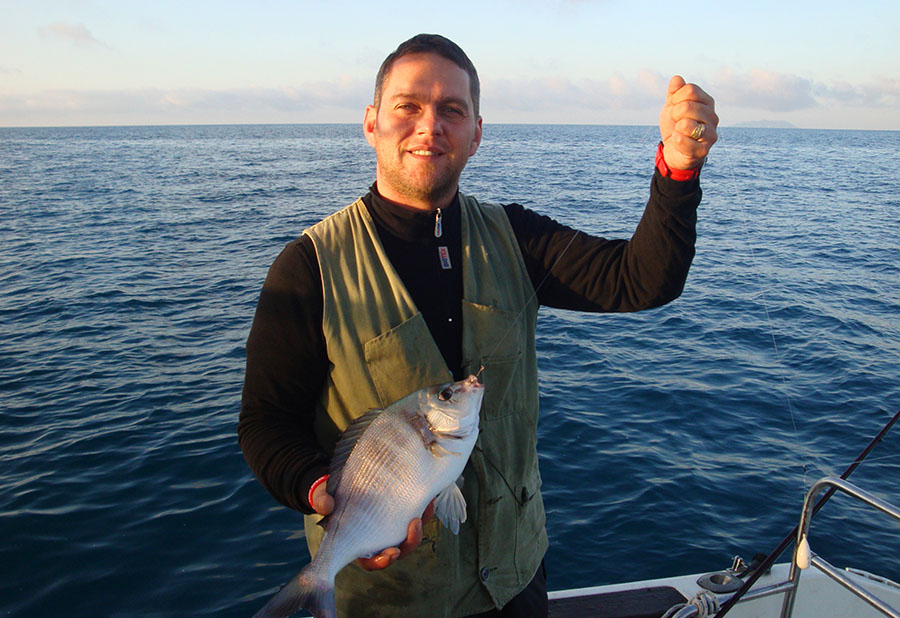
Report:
302,195,548,617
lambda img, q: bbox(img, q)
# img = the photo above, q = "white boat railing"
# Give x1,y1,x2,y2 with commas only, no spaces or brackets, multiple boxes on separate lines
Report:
778,476,900,618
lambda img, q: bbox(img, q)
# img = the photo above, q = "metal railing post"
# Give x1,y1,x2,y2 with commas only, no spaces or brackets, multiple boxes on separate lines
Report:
779,477,900,618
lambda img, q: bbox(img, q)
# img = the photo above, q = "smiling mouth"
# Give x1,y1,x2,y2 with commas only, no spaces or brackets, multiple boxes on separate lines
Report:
410,150,442,156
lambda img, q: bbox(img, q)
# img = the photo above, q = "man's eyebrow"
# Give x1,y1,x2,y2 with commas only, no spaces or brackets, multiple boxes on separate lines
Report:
389,92,470,108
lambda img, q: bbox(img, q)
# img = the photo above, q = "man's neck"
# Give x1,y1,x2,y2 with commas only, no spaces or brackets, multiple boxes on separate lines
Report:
372,183,456,212
366,185,459,243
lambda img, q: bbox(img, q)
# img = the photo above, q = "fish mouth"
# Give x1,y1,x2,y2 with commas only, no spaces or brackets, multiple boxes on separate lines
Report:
464,374,484,389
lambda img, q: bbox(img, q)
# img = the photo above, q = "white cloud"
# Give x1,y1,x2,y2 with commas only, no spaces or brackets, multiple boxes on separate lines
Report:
3,69,899,129
487,71,667,113
712,68,816,113
712,68,900,113
815,77,900,107
39,22,107,49
0,79,374,126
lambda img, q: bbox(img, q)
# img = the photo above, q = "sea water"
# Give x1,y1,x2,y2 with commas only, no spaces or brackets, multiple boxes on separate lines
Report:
1,124,898,616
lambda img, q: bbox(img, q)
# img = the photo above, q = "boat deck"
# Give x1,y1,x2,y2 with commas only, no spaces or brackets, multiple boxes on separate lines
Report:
548,585,687,618
547,563,900,618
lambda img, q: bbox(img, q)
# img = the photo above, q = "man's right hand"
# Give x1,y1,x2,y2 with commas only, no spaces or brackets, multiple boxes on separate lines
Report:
311,483,433,571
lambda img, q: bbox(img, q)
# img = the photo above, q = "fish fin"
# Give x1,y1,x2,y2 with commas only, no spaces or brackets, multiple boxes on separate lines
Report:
328,408,382,493
404,407,469,452
253,566,336,618
433,480,467,535
404,407,441,449
405,406,471,447
408,411,463,458
428,441,457,457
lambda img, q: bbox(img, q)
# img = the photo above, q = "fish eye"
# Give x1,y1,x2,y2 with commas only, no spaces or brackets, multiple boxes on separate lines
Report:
438,387,454,401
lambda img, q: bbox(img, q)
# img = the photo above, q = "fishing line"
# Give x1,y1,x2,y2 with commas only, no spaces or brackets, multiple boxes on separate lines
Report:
478,124,660,371
716,132,826,486
477,227,582,370
713,408,900,618
852,451,900,466
711,137,900,616
720,136,796,432
477,128,817,490
478,126,825,494
719,135,886,486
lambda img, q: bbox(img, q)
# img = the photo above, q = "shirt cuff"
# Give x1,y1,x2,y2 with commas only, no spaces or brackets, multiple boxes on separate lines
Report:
297,465,330,514
307,474,330,513
656,141,702,182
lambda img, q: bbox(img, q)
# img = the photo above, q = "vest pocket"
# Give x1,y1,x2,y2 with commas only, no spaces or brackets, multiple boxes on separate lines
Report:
461,300,526,419
364,312,452,408
471,434,548,600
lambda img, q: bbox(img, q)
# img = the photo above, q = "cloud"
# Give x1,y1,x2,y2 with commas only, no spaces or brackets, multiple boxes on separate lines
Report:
0,79,374,126
710,68,900,117
712,68,816,112
815,77,900,107
39,22,107,49
3,69,899,129
487,70,667,114
478,69,900,127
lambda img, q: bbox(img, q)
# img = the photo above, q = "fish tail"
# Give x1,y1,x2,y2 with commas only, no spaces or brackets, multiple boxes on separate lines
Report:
252,566,335,618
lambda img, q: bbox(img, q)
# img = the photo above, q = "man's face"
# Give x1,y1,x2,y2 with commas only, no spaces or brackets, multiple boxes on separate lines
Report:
364,52,482,210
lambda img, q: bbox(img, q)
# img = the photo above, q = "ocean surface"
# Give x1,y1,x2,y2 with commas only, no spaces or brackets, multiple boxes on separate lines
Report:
1,124,898,617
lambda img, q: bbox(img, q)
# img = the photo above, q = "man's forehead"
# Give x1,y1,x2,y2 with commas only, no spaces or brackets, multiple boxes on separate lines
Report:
382,53,472,99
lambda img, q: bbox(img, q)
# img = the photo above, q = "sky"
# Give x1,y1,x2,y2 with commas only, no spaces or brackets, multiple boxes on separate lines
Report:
2,0,899,129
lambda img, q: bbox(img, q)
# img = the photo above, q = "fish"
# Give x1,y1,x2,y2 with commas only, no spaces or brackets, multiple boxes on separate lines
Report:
252,374,485,618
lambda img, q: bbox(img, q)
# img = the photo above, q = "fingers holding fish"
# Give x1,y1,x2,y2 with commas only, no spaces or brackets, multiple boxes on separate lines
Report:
358,546,402,571
397,516,424,559
356,518,422,571
356,499,434,570
310,483,334,516
420,498,435,525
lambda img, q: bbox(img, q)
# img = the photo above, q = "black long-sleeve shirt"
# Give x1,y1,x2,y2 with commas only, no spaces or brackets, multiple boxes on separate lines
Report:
239,171,700,514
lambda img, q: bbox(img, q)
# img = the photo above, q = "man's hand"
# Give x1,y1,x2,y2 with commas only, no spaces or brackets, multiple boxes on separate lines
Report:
311,483,434,571
659,75,718,171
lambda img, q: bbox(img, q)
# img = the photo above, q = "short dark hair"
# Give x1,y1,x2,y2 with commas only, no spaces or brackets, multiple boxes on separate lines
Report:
374,34,480,117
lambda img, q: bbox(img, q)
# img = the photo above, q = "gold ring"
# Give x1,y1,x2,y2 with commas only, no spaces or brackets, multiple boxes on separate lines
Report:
690,122,706,141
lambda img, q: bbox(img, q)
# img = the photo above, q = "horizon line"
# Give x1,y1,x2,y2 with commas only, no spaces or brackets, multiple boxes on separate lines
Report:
2,121,896,132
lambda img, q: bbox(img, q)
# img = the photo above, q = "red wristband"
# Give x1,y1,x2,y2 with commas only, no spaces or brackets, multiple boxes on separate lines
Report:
656,142,701,181
308,474,329,512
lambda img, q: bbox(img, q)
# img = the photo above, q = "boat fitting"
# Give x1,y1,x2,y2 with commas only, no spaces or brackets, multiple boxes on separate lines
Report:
697,570,744,593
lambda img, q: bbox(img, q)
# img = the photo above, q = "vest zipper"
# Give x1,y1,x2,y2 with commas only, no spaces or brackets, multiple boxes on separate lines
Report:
434,208,442,238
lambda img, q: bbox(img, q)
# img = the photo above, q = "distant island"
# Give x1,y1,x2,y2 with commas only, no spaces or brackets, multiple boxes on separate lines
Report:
731,120,798,129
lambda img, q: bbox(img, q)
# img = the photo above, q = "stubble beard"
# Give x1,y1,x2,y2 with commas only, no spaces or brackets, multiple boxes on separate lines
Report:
374,133,468,208
379,159,461,207
369,107,479,207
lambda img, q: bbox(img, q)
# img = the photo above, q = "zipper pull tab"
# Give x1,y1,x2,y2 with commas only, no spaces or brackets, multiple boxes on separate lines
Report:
434,208,443,238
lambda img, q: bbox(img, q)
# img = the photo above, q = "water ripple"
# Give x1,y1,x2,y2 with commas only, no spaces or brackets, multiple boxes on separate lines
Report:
1,125,899,616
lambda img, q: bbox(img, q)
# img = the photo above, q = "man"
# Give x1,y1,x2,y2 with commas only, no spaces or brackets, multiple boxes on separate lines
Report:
240,33,717,617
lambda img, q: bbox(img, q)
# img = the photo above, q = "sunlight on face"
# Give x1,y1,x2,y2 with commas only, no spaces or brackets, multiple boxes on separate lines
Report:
364,53,483,210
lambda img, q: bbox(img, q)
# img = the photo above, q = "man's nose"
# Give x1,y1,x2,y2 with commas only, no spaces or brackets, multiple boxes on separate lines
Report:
416,106,444,136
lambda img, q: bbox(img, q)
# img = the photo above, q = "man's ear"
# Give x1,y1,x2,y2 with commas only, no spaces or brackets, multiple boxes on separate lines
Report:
363,105,377,147
469,116,483,157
